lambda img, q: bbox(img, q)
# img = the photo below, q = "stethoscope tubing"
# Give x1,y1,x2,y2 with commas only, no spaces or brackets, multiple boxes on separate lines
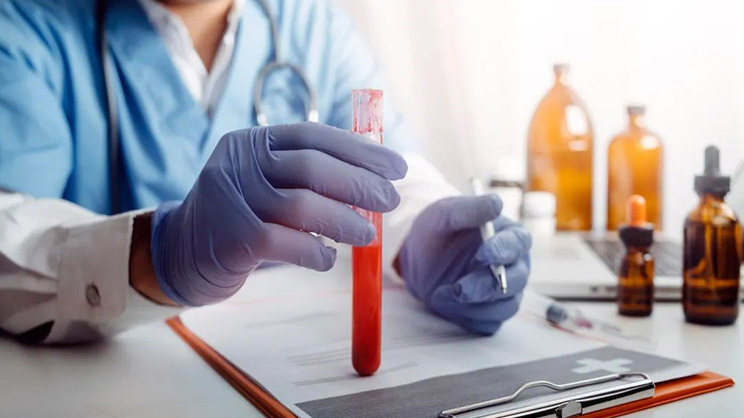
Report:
253,0,318,125
97,0,318,213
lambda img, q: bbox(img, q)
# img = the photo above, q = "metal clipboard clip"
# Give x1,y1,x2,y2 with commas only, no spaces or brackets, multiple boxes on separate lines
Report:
439,372,655,418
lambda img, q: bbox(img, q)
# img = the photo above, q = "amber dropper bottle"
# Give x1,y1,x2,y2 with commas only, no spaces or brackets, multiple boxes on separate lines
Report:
683,146,742,325
617,195,654,316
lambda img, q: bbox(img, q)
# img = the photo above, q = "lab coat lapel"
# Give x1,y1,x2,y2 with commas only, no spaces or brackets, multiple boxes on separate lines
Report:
104,0,209,144
203,2,271,152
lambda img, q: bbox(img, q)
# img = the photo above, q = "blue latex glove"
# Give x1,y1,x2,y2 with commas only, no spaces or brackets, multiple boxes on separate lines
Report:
151,122,408,306
397,195,531,335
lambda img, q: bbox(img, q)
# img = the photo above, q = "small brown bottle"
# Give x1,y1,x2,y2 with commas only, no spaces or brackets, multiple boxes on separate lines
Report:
683,146,742,325
618,195,654,316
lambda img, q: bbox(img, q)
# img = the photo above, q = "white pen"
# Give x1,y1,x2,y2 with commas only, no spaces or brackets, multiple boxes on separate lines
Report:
469,177,508,294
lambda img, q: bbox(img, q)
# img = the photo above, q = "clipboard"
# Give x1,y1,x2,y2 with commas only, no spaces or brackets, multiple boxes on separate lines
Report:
166,317,733,418
438,373,655,418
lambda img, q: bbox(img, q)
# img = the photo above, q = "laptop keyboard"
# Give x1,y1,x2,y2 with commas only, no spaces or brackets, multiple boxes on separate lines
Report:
583,238,682,277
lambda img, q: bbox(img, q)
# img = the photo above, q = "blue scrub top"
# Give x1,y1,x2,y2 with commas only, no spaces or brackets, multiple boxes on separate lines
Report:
0,0,413,214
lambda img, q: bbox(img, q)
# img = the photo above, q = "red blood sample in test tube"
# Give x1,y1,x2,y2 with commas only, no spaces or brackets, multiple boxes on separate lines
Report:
351,89,383,376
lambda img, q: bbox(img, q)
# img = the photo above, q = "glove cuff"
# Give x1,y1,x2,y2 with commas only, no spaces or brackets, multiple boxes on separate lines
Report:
150,201,192,306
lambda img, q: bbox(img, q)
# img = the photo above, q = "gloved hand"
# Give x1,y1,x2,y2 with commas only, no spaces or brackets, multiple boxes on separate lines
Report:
396,195,531,335
151,122,408,306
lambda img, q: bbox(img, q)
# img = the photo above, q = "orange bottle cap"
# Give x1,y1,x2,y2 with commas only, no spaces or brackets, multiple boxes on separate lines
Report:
626,195,647,227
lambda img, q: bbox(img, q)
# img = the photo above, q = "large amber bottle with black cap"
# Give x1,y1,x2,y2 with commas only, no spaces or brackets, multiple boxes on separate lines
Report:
683,146,742,325
526,64,594,231
607,105,663,231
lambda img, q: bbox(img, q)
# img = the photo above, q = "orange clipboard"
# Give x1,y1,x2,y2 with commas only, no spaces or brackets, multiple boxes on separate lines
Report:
166,317,733,418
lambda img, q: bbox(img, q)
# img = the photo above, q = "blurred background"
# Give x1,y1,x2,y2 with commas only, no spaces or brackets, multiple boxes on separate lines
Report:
334,0,744,238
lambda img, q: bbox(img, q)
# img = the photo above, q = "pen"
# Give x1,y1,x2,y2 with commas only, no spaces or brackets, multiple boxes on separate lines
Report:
469,177,507,294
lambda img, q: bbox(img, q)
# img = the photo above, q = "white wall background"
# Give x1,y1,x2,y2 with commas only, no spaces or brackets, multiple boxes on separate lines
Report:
333,0,744,238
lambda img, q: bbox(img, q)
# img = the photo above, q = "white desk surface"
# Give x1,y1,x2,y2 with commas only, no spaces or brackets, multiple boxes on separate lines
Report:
1,300,741,418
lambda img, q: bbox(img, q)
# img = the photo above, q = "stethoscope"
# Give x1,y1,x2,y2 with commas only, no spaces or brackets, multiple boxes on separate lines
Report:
96,0,318,213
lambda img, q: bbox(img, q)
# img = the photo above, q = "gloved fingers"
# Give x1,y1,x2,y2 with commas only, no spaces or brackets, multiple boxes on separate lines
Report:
433,195,503,232
475,225,532,266
267,122,408,181
459,294,523,335
253,223,338,271
446,313,505,336
460,319,504,336
440,265,528,304
257,189,377,246
263,149,400,212
491,215,520,231
430,287,523,335
504,259,529,295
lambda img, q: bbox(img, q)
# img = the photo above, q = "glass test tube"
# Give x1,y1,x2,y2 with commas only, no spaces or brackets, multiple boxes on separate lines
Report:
351,89,383,376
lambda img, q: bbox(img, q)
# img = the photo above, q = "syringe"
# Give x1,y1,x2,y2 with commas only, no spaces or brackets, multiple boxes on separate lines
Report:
521,290,656,351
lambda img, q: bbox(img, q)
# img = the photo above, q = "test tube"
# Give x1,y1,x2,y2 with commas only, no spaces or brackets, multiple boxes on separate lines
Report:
351,89,383,376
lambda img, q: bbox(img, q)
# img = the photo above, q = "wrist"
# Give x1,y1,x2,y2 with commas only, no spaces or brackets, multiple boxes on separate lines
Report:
129,211,179,306
150,201,191,305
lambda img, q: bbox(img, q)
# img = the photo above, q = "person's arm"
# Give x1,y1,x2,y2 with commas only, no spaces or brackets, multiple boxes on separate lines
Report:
0,192,182,344
0,2,180,343
0,122,408,344
129,212,178,306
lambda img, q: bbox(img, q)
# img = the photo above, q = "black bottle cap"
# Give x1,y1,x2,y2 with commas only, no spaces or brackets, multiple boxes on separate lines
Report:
619,224,653,248
695,145,730,196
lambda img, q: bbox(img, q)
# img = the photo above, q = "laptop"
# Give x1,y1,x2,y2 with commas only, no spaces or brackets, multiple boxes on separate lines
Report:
528,233,744,301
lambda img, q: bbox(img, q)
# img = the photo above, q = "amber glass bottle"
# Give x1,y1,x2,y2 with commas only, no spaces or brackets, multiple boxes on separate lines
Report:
526,64,594,231
607,106,663,231
683,146,741,325
617,195,654,317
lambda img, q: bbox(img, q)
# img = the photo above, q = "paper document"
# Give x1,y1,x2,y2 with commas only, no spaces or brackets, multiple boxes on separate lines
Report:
181,256,703,418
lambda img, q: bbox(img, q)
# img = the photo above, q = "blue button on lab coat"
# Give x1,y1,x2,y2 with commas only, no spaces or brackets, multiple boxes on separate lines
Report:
0,0,411,214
